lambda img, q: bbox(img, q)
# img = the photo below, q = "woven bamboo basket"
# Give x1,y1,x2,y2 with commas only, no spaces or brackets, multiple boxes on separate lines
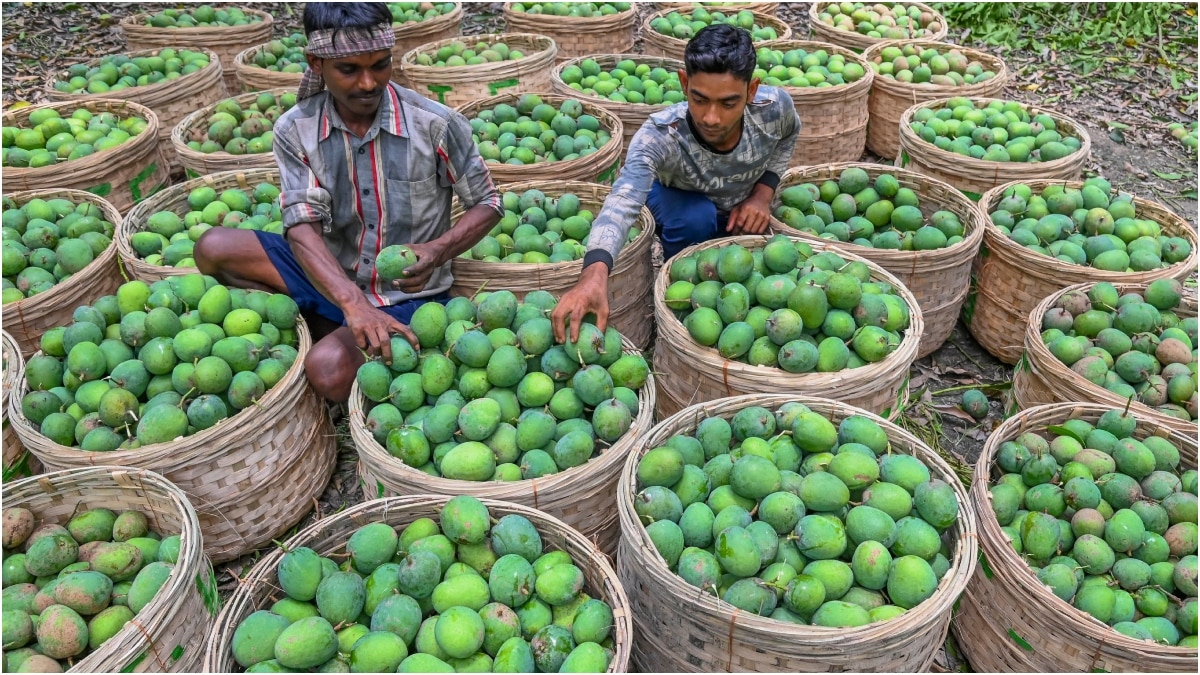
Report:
653,1,780,14
449,180,655,349
1,99,170,214
809,1,948,52
653,234,922,420
401,33,558,109
642,8,792,60
117,167,279,282
390,2,463,86
1,189,125,357
862,40,1010,159
170,88,291,178
9,321,338,563
503,2,636,62
45,48,229,175
551,53,685,149
769,163,983,358
203,495,632,672
2,330,39,482
955,402,1197,671
964,179,1198,364
454,92,624,185
1013,281,1198,435
232,43,305,93
618,393,977,672
119,9,273,93
757,39,874,165
352,335,655,557
896,97,1092,199
5,467,218,672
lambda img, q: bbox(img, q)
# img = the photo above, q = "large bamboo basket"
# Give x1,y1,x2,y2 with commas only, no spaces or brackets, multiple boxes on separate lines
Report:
551,53,685,149
9,321,337,563
45,48,229,175
5,467,218,672
769,163,984,357
965,179,1198,364
391,2,463,86
757,39,874,165
119,9,274,94
618,393,977,672
352,335,656,557
809,1,948,52
0,99,170,214
502,2,636,62
170,88,291,178
401,33,558,109
653,1,780,14
449,180,656,349
1,189,125,357
653,234,922,420
1013,281,1198,436
232,43,305,93
896,96,1092,199
117,167,279,282
2,330,39,481
203,495,632,672
956,403,1197,671
642,8,792,60
453,92,624,185
862,40,1010,159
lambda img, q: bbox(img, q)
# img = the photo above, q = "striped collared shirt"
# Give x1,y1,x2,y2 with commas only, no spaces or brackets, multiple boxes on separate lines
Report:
273,82,502,306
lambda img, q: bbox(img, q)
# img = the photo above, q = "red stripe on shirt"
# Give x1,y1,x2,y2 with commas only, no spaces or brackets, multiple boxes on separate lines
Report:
436,147,455,184
391,87,404,137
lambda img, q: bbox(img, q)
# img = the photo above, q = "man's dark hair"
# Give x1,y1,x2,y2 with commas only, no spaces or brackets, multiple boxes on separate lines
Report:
684,23,756,83
303,2,392,35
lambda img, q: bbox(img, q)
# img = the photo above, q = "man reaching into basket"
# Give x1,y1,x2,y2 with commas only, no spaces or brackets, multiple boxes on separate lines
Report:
551,23,800,343
196,2,503,403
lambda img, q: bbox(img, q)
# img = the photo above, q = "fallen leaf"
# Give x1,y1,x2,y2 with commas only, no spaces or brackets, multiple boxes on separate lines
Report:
932,405,980,424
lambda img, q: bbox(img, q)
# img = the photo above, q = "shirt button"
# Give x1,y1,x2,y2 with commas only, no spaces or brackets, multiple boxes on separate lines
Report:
358,284,366,290
368,224,375,230
363,257,371,265
363,188,371,196
358,148,366,155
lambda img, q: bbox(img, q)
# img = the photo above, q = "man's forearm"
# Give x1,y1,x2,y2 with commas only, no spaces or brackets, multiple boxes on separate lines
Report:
287,223,367,312
428,203,501,265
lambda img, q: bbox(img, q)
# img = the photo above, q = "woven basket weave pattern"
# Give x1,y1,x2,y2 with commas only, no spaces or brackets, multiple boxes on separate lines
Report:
119,9,274,93
503,3,636,61
2,330,39,481
401,33,558,109
642,8,792,60
170,88,292,177
550,53,685,149
390,3,463,85
232,43,305,93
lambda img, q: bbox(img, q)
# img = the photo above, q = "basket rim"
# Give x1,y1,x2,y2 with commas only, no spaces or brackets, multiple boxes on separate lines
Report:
170,87,294,163
502,1,638,27
1,98,163,180
769,161,986,261
400,32,557,71
897,95,1093,176
971,402,1198,654
549,52,685,114
2,329,23,409
619,392,978,640
755,38,876,98
809,0,949,46
119,7,274,32
974,178,1200,283
44,47,224,101
642,6,792,46
392,1,463,37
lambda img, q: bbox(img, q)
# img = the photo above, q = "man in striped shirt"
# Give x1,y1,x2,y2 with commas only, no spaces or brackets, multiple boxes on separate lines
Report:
196,3,502,403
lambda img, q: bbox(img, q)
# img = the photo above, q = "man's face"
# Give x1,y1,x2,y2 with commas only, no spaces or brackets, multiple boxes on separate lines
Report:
679,70,759,148
308,49,393,119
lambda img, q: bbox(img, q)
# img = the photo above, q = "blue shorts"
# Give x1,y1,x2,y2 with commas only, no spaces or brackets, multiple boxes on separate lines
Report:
646,181,730,261
254,231,449,326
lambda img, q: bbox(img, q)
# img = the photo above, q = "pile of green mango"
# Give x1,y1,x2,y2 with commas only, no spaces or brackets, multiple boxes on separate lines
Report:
185,93,296,156
2,506,180,670
774,167,966,250
509,1,631,16
664,237,912,370
388,2,458,24
986,407,1197,646
1040,279,1197,421
19,274,301,451
145,5,262,27
131,183,282,268
989,177,1193,271
754,46,867,88
634,402,961,626
456,189,639,265
356,291,649,481
251,34,308,73
816,1,943,39
558,58,685,105
909,97,1083,163
54,49,211,95
1169,121,1198,152
649,7,779,41
467,94,611,166
3,107,149,169
870,44,997,85
415,40,526,67
2,196,116,305
230,496,616,672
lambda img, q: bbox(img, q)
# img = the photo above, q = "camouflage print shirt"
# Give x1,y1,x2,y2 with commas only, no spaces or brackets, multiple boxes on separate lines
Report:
273,82,503,307
585,85,800,268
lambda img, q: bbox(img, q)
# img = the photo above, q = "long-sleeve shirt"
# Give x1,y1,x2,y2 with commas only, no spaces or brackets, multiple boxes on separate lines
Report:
273,81,503,306
585,85,800,268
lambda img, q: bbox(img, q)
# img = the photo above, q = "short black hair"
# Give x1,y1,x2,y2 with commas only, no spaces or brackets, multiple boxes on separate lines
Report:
684,23,756,83
303,2,392,35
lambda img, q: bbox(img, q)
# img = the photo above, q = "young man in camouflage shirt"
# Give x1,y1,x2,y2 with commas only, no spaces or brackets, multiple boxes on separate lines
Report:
552,23,800,343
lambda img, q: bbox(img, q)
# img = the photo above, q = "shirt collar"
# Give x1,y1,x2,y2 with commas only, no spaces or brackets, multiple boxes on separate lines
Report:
318,83,406,142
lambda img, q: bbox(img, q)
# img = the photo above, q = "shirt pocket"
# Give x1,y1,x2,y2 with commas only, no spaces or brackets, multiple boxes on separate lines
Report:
383,174,446,245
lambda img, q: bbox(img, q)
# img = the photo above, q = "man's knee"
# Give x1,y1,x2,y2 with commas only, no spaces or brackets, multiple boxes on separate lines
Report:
193,228,235,276
304,336,362,403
